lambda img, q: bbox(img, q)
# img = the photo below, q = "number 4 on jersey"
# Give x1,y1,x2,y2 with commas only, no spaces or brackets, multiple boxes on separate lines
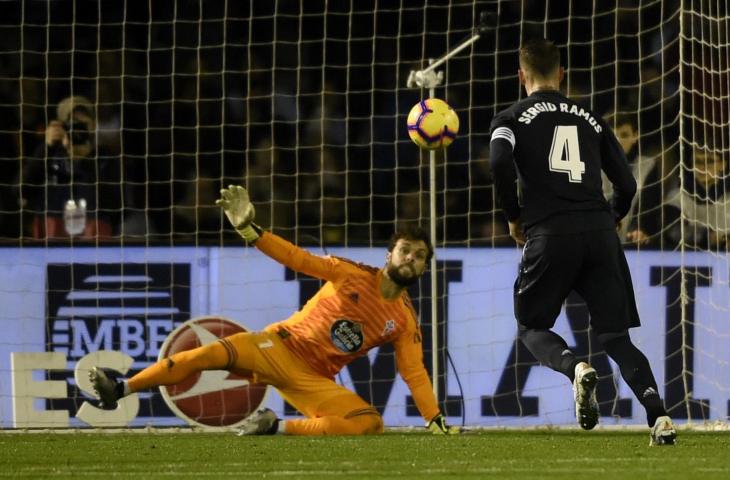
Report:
548,125,585,182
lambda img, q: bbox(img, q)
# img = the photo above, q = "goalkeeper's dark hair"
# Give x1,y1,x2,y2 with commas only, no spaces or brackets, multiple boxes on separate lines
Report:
388,225,434,263
519,38,561,78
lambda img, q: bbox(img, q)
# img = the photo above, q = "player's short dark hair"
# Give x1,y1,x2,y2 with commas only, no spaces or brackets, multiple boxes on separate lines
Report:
519,38,561,77
388,225,434,263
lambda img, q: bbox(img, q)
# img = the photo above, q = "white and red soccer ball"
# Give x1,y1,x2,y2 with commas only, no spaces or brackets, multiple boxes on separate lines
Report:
158,316,268,428
407,98,459,150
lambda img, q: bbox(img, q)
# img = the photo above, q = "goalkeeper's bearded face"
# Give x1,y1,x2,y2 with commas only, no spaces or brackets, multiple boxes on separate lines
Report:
385,239,428,287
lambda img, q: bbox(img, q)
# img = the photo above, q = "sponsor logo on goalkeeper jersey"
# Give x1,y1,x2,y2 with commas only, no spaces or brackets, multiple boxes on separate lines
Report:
330,319,364,353
158,316,268,428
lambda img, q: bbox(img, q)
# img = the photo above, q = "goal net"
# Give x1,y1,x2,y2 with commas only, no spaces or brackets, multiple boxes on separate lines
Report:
0,0,727,429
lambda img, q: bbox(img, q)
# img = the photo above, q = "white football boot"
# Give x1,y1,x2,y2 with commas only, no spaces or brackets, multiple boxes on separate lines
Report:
573,362,599,430
649,416,677,446
237,408,279,435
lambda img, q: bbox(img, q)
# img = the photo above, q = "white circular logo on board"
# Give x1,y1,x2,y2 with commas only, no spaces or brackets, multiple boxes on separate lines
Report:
158,316,268,428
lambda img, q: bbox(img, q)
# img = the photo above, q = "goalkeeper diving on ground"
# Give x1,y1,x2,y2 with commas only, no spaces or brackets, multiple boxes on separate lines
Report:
90,184,459,436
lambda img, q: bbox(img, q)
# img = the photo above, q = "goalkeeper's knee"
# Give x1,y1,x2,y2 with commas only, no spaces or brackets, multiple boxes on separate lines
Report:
348,413,384,435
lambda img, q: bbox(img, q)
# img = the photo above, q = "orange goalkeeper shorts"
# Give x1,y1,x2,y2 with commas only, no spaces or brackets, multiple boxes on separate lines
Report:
221,330,377,419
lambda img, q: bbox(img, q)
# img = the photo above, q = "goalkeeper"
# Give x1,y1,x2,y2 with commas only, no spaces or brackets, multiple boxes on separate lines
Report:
90,185,458,436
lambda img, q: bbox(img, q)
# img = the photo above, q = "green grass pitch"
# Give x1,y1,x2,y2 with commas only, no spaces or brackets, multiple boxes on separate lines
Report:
1,430,728,479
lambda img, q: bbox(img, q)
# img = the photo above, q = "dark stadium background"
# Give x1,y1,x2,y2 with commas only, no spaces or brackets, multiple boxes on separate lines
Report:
0,0,680,245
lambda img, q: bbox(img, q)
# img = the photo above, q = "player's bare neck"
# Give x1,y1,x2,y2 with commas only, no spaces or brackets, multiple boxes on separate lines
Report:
527,84,559,96
532,85,558,93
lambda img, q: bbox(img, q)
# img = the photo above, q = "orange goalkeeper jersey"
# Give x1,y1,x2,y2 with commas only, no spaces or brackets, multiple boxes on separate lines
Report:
255,231,440,422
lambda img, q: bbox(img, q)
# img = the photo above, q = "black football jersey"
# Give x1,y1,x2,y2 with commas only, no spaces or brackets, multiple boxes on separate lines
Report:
489,90,636,232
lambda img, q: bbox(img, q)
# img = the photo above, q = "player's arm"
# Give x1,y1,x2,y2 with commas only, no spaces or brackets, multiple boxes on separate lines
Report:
216,185,342,282
393,322,460,435
489,119,524,243
599,123,637,222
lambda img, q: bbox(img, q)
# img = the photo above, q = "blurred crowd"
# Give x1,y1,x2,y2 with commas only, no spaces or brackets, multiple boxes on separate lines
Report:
0,0,726,250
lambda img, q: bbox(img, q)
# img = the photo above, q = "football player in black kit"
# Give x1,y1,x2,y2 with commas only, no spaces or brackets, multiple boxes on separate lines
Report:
488,38,676,446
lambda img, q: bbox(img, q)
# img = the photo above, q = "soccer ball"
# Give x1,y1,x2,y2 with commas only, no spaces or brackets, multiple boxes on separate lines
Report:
407,98,459,150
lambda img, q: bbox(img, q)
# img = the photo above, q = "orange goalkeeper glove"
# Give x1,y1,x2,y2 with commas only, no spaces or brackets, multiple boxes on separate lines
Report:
426,414,460,435
216,185,261,243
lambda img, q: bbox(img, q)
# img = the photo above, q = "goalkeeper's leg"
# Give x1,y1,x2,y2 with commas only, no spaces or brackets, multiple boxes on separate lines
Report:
93,329,385,436
221,331,384,436
280,393,383,436
90,334,258,406
128,336,244,392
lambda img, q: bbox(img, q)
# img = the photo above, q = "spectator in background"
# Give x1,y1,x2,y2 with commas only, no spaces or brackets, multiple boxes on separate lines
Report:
19,95,122,240
603,112,664,247
665,147,729,250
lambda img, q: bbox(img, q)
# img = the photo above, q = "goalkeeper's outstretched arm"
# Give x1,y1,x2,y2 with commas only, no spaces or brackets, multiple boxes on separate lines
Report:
216,184,344,283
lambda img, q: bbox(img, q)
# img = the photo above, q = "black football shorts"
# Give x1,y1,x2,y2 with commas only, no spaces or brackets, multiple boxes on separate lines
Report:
513,228,640,334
